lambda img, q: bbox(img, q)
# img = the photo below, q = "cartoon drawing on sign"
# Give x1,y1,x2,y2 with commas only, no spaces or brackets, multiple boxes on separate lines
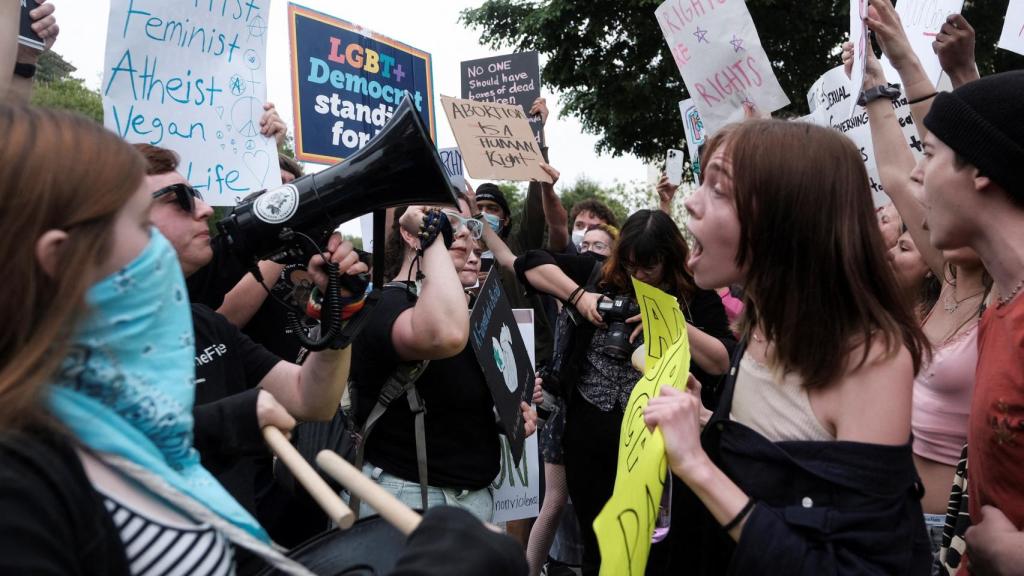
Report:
229,74,247,96
492,324,519,394
247,15,267,41
232,96,262,138
243,149,270,187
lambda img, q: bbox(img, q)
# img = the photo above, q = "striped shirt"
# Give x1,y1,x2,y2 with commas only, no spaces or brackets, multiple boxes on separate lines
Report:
102,494,235,576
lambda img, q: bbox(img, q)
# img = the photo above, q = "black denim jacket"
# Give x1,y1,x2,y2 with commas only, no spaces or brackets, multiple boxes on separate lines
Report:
685,340,933,576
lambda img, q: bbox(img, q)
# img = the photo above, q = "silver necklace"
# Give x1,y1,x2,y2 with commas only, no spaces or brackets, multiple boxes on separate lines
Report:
943,288,984,314
997,279,1024,308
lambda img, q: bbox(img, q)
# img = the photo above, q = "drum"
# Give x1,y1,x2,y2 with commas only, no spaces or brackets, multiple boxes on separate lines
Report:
258,516,407,576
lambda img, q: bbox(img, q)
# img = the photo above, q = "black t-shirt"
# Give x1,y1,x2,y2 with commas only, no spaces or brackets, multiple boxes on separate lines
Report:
242,263,313,363
191,304,281,514
186,235,250,309
0,428,130,575
350,285,500,490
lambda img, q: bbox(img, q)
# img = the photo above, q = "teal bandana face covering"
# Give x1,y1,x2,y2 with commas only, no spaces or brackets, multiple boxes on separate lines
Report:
48,229,269,542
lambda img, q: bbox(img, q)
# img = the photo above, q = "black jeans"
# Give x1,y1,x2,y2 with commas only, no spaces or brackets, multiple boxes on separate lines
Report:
562,389,623,576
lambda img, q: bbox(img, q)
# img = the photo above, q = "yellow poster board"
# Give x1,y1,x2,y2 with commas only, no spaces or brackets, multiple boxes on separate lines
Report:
593,279,691,575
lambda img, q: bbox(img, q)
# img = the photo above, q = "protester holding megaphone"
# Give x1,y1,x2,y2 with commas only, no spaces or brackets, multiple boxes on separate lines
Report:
135,144,368,551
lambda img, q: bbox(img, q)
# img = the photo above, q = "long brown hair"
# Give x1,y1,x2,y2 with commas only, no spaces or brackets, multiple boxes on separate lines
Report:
722,120,926,390
600,209,696,304
0,105,146,430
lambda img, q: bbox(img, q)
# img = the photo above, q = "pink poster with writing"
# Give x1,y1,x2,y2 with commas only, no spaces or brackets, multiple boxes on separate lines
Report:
655,0,790,135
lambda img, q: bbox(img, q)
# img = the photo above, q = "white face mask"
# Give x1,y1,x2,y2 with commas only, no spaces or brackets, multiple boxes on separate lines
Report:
572,229,586,248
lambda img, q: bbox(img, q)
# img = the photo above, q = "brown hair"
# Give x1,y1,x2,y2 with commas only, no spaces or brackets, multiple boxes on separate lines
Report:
722,120,926,390
133,143,179,175
570,198,618,228
599,209,696,304
0,105,145,430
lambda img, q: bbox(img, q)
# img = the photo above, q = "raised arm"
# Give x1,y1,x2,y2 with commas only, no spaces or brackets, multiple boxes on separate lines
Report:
852,44,944,275
540,162,569,251
389,209,471,360
481,217,517,273
7,0,58,105
866,0,938,135
933,14,980,89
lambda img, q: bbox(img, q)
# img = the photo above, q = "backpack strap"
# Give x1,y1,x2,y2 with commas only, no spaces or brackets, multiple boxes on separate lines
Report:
351,281,432,517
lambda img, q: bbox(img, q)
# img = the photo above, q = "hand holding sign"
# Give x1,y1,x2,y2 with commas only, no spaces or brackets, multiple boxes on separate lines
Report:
655,0,790,136
441,95,552,183
933,14,979,85
593,279,689,575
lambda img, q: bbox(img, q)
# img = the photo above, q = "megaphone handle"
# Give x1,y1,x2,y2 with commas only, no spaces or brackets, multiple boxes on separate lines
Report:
316,451,422,536
262,426,355,529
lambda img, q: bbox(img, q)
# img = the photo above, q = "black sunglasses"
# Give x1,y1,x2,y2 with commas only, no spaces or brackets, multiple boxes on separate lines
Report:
152,183,203,214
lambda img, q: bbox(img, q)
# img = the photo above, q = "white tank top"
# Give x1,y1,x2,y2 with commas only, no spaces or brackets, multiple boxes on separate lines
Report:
730,354,835,442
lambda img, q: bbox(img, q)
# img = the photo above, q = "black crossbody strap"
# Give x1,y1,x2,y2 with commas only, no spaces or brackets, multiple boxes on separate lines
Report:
350,359,430,518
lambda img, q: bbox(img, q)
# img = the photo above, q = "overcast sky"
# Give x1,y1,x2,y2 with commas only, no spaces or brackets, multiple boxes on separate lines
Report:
54,0,652,200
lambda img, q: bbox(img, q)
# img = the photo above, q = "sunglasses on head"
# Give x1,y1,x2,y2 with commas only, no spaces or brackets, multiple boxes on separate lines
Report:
152,183,203,214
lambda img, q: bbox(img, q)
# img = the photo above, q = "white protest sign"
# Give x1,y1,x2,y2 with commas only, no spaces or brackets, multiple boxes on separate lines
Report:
102,0,281,206
678,98,707,181
439,147,467,192
849,0,870,119
999,0,1024,56
655,0,790,136
491,309,540,522
806,65,924,207
894,0,963,84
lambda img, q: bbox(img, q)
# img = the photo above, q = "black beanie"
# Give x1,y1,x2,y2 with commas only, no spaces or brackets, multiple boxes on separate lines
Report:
923,70,1024,201
474,183,511,219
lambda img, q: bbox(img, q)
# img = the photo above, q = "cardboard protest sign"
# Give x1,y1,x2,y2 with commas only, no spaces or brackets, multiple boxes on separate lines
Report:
491,309,540,522
678,98,707,181
288,3,435,164
102,0,281,206
999,0,1024,56
879,0,964,85
461,52,543,144
805,65,924,207
469,272,536,465
654,0,790,136
593,279,689,576
18,0,44,50
439,147,466,192
441,95,552,183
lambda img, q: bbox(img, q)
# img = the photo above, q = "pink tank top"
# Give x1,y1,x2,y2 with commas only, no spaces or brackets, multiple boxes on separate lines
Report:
912,325,978,466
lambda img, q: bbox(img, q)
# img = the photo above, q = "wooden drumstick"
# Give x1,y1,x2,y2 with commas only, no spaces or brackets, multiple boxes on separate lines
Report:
315,450,422,536
262,426,355,530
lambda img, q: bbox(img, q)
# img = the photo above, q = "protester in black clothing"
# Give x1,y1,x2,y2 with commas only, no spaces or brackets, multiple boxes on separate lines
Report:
509,210,735,575
137,144,366,532
350,201,537,521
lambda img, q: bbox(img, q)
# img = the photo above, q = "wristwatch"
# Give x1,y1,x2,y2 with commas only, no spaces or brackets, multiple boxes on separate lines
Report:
857,83,902,106
13,62,36,79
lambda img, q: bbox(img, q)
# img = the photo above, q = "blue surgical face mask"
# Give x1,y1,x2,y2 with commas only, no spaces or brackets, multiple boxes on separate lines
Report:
481,212,503,235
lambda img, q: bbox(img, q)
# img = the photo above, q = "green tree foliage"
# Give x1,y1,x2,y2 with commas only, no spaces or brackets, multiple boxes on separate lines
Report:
462,0,1024,161
30,50,103,123
31,77,103,122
